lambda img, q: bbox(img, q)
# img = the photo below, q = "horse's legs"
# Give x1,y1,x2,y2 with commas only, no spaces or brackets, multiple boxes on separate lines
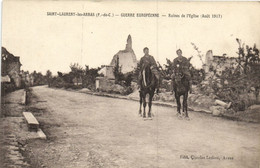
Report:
182,95,185,113
183,92,189,118
175,94,181,115
139,91,142,116
143,94,147,118
148,92,154,118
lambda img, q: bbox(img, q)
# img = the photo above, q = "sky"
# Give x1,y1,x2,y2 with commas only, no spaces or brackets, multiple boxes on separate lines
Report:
2,1,260,74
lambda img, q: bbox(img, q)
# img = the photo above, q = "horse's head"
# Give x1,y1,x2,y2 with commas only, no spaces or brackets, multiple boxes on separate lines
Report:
175,72,184,84
141,65,156,89
174,64,184,83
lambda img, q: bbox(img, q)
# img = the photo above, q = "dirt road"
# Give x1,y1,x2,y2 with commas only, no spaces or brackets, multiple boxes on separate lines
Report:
28,86,260,168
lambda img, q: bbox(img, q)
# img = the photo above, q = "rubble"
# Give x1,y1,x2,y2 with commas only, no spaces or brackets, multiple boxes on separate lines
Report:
248,104,260,110
215,100,232,109
210,106,226,116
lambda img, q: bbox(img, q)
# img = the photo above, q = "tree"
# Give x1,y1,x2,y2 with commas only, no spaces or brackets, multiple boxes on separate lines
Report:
235,39,260,100
46,70,52,87
113,56,124,84
31,71,45,86
200,39,260,111
57,71,63,77
70,63,84,85
83,67,101,90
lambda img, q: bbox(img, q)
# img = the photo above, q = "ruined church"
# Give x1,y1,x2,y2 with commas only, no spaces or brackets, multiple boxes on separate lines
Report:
96,35,138,91
110,35,138,74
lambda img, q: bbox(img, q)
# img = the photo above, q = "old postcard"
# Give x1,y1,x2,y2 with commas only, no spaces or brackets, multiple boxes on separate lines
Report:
1,1,260,168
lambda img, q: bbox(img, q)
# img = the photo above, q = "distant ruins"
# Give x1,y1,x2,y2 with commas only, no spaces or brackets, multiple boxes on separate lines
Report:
96,35,138,91
110,34,138,74
204,50,238,74
98,34,138,78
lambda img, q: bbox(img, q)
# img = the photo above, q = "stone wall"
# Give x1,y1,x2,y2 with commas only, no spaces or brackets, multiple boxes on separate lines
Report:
99,66,115,79
204,50,238,74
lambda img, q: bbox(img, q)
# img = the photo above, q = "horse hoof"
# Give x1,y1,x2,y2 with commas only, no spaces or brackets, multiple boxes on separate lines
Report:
177,115,183,119
185,117,190,121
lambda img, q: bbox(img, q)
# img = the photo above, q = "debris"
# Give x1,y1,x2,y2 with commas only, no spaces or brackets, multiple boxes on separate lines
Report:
210,105,226,116
215,99,232,109
23,112,39,131
37,129,47,140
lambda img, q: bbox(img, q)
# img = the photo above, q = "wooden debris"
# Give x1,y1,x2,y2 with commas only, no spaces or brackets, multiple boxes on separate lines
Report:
22,112,39,131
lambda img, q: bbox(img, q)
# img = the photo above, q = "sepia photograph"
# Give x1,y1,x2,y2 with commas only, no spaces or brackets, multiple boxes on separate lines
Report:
1,1,260,168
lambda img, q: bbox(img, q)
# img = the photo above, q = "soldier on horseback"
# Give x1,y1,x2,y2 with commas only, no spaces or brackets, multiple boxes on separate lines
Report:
172,49,192,93
138,47,160,93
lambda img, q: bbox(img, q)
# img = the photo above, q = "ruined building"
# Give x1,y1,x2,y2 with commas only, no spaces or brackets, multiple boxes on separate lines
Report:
110,34,138,74
1,47,22,87
204,50,238,74
96,35,138,91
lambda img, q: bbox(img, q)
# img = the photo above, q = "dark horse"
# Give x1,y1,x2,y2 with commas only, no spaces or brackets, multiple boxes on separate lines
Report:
173,65,190,119
139,65,157,118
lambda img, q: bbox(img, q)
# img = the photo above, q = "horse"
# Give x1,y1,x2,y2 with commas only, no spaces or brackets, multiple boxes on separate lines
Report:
172,64,190,119
139,65,157,118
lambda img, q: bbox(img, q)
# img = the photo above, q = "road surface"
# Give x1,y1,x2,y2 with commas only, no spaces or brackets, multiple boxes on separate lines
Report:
28,86,260,168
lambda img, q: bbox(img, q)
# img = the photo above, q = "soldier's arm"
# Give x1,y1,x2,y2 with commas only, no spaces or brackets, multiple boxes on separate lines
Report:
150,56,157,67
139,57,143,66
172,58,178,68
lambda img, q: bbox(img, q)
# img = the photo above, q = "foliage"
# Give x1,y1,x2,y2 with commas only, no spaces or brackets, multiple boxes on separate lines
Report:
113,56,124,84
83,67,101,90
1,83,16,96
112,55,134,88
123,72,133,87
132,63,141,82
46,70,52,87
50,63,102,90
158,59,172,80
31,71,46,86
190,67,206,85
50,76,64,88
199,39,260,111
191,42,205,65
70,63,84,79
160,58,205,84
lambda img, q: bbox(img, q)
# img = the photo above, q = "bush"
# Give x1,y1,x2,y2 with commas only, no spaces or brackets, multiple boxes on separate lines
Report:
83,68,101,91
198,39,260,111
71,85,83,90
1,83,16,96
50,77,64,88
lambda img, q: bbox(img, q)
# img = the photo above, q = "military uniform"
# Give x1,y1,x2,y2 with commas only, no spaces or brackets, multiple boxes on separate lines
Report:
138,54,160,90
172,56,191,80
172,55,192,92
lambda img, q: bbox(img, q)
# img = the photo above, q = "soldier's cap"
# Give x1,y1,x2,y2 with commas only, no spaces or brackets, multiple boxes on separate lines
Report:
176,49,182,53
143,47,149,52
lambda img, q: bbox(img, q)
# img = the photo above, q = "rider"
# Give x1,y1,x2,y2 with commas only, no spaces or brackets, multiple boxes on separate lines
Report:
172,49,192,93
138,47,160,93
